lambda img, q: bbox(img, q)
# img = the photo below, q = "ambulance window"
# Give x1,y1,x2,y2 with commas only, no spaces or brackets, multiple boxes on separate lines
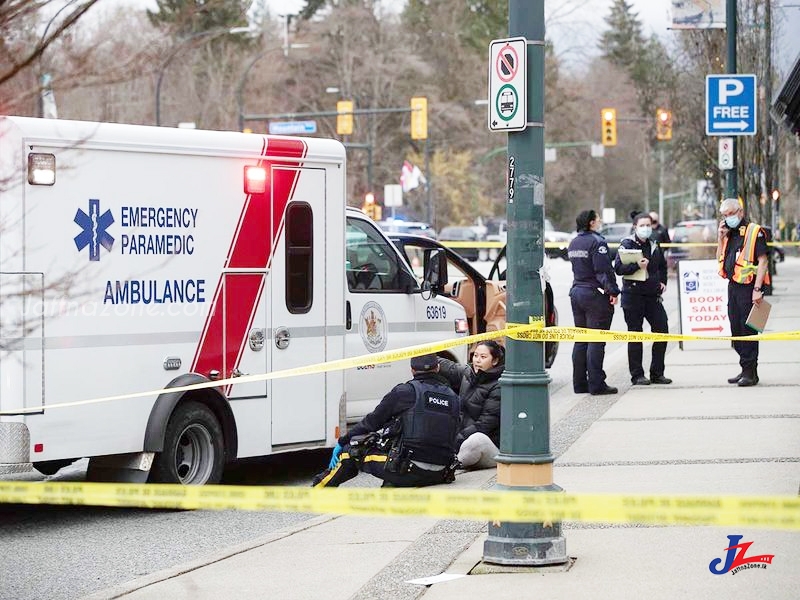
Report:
286,202,312,313
345,217,406,292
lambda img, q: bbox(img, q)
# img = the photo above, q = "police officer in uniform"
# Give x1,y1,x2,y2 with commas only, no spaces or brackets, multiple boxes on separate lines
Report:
614,212,672,386
649,211,671,245
568,209,620,395
716,198,770,387
312,354,460,487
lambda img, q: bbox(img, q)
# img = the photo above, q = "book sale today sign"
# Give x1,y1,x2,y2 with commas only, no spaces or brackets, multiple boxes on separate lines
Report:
677,259,732,338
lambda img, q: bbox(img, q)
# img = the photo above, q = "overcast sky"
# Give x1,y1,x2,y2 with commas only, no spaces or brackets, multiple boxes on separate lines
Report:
124,0,799,76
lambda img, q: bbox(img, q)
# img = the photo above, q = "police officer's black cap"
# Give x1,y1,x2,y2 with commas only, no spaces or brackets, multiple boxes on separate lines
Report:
410,354,438,371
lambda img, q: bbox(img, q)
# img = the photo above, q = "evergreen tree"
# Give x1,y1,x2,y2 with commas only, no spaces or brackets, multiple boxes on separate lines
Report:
598,0,644,71
147,0,250,36
599,0,676,120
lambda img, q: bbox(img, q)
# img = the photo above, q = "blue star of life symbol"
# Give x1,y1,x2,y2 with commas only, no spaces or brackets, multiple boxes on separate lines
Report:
74,199,114,261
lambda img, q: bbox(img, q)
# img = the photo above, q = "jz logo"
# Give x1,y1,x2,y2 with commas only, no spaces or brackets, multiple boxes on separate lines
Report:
426,305,446,319
709,534,774,575
74,199,115,261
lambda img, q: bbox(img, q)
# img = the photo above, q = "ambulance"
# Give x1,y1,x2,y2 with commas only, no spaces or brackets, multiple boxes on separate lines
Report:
0,116,468,484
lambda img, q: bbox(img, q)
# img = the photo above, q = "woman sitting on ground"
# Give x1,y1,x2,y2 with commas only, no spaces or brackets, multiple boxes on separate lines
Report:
438,341,504,469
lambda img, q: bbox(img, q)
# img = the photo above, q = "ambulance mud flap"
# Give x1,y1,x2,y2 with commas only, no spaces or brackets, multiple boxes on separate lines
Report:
143,373,238,462
86,453,153,483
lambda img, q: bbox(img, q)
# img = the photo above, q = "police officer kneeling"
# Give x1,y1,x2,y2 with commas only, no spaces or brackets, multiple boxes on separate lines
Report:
312,354,460,488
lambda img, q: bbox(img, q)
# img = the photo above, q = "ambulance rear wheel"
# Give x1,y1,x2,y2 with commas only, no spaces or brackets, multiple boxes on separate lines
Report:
149,401,224,485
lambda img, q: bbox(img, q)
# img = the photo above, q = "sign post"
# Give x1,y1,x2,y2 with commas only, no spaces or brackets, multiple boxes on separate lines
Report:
488,37,527,132
482,1,567,568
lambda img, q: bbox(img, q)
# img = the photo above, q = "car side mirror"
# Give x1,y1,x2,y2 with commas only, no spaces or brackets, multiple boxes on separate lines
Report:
423,249,448,295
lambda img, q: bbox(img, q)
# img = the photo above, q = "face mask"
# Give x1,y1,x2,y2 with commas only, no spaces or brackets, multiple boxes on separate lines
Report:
636,226,652,240
725,215,741,228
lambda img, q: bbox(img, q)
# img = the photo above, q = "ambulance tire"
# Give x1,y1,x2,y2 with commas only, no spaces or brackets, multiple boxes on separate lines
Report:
149,401,225,485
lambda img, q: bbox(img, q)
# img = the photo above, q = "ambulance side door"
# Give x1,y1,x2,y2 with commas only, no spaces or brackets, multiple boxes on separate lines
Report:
269,168,328,446
343,215,420,420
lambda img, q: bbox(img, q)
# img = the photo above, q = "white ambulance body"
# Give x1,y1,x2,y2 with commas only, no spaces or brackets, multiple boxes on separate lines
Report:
0,116,466,483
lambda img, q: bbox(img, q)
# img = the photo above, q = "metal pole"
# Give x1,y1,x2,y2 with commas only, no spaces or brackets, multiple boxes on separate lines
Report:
725,0,737,199
37,1,73,118
368,146,374,193
237,49,279,132
483,0,567,567
658,147,665,220
424,139,432,224
156,35,209,127
156,28,249,127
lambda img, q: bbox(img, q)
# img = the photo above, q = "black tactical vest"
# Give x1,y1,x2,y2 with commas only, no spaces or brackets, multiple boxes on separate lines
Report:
401,379,460,465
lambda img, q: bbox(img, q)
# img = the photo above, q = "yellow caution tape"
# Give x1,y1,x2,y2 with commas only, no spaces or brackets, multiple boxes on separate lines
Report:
0,482,797,530
440,240,796,249
506,324,800,343
0,327,515,415
3,323,799,416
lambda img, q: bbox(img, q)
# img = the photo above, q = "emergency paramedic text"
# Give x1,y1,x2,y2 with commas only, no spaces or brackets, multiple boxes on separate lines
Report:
119,206,198,255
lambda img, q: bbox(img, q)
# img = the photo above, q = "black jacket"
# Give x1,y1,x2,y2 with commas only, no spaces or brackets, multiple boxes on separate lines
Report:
437,357,503,448
338,372,451,446
568,231,620,296
613,234,667,297
651,224,671,245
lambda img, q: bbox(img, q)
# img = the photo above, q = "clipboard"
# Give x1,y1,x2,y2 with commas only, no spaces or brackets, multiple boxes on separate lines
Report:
617,248,646,281
745,299,771,332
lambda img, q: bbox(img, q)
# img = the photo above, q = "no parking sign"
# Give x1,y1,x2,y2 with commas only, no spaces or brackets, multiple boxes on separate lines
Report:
488,37,527,132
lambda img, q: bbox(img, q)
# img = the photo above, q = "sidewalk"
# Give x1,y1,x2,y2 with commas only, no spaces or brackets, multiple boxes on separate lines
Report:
88,260,800,600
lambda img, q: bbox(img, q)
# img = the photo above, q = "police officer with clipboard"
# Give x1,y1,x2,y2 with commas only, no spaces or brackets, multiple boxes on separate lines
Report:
614,212,671,386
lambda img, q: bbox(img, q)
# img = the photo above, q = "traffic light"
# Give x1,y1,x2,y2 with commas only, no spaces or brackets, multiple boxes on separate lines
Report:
362,192,381,220
410,96,428,140
337,100,353,135
601,108,617,146
656,108,673,141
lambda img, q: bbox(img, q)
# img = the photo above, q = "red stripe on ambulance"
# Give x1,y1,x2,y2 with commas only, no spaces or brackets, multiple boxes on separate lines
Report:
191,137,308,382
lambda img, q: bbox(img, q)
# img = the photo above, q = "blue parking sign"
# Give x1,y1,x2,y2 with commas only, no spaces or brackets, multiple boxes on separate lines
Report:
706,75,757,136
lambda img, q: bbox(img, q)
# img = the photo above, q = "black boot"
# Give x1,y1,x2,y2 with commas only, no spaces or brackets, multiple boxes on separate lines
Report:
727,371,743,384
737,366,758,387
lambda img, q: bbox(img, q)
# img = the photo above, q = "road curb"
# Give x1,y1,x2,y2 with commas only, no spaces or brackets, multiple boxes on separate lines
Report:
81,512,339,599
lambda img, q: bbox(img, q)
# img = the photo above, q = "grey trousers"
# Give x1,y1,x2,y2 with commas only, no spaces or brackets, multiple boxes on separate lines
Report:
457,432,499,469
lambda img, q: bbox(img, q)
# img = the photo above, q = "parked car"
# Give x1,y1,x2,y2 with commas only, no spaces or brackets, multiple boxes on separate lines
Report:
598,222,632,259
387,234,559,368
482,217,571,260
438,225,482,262
378,219,437,239
544,218,571,260
666,219,717,270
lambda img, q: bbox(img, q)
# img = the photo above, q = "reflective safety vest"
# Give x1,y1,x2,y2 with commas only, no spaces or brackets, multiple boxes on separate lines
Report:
718,223,771,286
401,379,460,466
